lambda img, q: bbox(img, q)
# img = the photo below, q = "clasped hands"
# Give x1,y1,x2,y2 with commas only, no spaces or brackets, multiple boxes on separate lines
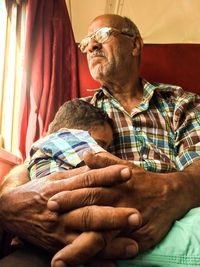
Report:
0,151,187,267
49,152,142,267
45,151,185,267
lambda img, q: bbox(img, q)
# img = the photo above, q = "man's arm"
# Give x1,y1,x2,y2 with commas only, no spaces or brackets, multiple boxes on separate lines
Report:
0,165,30,195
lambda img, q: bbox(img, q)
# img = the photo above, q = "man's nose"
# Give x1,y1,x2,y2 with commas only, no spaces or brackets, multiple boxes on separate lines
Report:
87,38,102,53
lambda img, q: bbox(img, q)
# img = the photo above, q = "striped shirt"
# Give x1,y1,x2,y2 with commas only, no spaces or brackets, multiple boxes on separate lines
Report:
85,79,200,172
28,129,105,179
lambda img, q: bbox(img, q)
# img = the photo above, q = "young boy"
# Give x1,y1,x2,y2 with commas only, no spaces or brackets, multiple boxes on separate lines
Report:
27,99,114,179
11,99,118,249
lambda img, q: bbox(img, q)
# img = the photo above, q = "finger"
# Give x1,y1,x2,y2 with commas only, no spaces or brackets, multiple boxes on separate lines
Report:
47,165,131,209
131,216,172,252
40,166,91,198
45,165,89,182
83,151,133,169
48,187,119,212
98,237,139,259
61,206,142,231
51,231,107,267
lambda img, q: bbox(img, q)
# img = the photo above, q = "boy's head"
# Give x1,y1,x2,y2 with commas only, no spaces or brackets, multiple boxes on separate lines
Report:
48,99,113,149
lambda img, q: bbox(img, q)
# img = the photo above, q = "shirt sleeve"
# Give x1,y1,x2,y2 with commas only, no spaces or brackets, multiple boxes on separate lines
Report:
174,91,200,170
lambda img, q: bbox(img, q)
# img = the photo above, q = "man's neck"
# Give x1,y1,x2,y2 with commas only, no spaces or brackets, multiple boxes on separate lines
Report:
103,78,143,114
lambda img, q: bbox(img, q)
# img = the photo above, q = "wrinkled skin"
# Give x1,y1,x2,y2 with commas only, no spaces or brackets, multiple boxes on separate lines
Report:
0,153,199,267
0,163,141,267
49,151,200,266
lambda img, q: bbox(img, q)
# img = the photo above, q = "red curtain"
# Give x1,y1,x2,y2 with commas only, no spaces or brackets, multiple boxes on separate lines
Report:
19,0,78,160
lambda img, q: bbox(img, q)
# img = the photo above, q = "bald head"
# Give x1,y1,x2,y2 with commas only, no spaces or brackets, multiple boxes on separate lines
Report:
88,14,141,37
89,14,124,30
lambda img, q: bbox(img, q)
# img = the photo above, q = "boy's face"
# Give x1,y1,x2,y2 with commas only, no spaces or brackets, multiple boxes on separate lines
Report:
89,123,113,150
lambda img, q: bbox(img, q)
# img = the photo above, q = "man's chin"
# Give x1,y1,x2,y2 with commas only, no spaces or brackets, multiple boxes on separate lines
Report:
89,55,106,66
89,65,102,79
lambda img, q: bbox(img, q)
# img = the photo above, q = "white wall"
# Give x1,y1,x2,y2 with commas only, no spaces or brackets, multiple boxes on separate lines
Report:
66,0,200,43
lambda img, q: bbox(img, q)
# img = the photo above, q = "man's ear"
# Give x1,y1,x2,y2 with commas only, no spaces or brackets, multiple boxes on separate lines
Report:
132,36,143,57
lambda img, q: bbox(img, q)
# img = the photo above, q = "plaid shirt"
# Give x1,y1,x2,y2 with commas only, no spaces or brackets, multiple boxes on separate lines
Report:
84,79,200,172
28,129,105,179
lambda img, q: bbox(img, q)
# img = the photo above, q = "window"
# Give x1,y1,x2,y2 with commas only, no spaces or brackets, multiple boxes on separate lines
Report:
0,0,27,156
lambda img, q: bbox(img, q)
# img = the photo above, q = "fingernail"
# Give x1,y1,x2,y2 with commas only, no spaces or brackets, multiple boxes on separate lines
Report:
128,214,140,226
120,168,131,180
53,260,66,267
125,244,138,258
47,200,59,211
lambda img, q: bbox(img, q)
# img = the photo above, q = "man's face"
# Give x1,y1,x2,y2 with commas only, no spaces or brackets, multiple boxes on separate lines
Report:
85,16,134,83
89,123,113,150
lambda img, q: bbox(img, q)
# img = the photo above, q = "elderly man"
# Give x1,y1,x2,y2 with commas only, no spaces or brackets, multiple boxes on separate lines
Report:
0,14,200,267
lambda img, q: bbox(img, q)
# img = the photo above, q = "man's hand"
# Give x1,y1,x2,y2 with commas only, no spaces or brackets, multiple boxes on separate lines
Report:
0,164,141,253
48,151,198,253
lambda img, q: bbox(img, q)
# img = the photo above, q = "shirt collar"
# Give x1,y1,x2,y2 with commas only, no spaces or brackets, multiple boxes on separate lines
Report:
90,78,158,109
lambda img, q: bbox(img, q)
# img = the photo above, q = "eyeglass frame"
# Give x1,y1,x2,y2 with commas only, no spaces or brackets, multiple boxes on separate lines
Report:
78,27,134,53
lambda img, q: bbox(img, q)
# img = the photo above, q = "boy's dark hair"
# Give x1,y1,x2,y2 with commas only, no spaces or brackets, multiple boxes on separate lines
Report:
48,99,113,134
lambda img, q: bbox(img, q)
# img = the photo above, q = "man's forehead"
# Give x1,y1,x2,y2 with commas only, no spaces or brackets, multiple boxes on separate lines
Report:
88,15,124,35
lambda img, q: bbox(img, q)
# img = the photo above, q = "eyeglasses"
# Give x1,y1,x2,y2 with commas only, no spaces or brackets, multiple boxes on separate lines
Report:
79,27,134,53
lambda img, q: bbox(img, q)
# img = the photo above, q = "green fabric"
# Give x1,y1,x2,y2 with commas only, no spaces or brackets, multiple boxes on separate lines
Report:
117,207,200,266
79,207,200,267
